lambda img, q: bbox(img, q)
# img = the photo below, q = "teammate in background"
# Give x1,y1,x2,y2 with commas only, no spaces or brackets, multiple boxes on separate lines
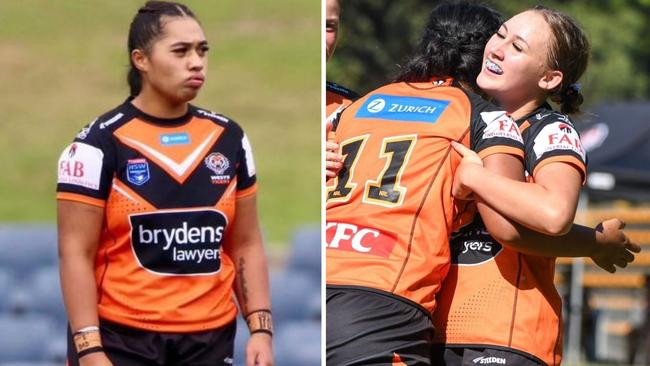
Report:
325,0,358,125
56,2,273,365
432,6,640,365
325,0,354,177
326,4,526,364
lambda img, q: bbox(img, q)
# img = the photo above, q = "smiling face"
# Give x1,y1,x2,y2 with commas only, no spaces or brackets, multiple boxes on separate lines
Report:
134,16,209,104
477,10,563,113
326,0,340,61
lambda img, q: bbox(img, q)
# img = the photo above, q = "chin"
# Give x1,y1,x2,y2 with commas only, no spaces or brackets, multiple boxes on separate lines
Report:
478,75,504,91
177,90,200,103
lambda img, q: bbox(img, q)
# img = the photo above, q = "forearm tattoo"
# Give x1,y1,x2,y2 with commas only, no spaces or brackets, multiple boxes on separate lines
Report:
237,257,250,313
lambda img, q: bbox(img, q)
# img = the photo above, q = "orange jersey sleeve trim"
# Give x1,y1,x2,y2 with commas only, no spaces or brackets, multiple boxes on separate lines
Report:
56,192,106,208
532,155,587,185
477,145,525,161
236,184,258,198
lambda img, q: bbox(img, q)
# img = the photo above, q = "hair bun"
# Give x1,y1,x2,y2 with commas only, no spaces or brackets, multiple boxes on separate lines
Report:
559,83,584,114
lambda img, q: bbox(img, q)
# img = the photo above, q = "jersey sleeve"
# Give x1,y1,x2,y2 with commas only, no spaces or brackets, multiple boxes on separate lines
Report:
235,132,258,198
525,114,587,183
56,119,116,207
468,97,525,160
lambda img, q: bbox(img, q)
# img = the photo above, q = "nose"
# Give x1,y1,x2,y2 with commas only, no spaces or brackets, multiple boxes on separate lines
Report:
188,50,204,71
489,40,506,61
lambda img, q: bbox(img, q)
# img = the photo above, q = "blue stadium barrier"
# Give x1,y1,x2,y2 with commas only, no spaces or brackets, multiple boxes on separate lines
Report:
0,269,12,312
0,224,58,277
270,269,320,323
306,288,321,321
274,320,321,366
287,224,321,281
0,314,57,362
233,317,249,366
26,266,66,323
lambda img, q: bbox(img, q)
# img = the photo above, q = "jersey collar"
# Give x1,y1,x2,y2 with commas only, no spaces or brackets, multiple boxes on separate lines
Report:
124,97,194,126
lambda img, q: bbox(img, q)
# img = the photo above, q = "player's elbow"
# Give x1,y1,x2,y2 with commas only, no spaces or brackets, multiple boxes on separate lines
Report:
540,205,574,236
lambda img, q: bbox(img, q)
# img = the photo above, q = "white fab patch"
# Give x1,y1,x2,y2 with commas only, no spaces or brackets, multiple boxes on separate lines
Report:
533,121,586,161
57,142,104,190
480,111,523,144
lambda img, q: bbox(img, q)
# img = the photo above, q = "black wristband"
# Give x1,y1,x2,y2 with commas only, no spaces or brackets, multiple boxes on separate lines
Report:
251,328,273,337
245,308,272,318
78,346,104,358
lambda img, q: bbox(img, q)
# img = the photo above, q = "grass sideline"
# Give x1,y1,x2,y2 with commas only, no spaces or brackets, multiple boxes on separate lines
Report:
0,1,320,244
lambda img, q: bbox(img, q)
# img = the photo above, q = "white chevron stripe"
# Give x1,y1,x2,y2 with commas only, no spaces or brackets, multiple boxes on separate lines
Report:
120,131,217,176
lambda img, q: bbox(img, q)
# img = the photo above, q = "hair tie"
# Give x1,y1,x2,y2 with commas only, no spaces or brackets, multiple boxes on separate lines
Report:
567,83,581,95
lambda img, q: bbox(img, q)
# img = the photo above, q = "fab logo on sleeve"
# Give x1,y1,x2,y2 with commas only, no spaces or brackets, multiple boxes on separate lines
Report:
57,142,104,190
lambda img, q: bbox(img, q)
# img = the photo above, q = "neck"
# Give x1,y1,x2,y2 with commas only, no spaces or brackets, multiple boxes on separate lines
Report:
131,86,188,119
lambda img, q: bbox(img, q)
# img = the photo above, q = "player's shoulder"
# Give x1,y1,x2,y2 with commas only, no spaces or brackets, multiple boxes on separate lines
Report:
74,101,134,143
326,81,359,100
190,105,245,133
526,105,578,134
525,104,586,163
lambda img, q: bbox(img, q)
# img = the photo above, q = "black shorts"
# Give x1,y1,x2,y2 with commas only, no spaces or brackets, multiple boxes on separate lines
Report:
327,286,434,365
431,345,545,366
67,319,236,366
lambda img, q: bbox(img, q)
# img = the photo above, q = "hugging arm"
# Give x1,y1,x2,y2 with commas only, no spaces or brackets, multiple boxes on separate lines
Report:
470,151,639,272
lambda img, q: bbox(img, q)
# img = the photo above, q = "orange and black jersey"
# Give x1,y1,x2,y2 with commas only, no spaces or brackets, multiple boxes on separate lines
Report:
326,81,359,124
433,104,587,365
56,100,257,332
326,78,524,314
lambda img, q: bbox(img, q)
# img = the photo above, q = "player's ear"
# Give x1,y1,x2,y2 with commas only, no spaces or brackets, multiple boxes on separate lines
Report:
538,69,562,91
131,49,149,73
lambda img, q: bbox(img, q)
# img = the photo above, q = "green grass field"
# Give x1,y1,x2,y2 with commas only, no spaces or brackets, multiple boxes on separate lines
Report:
0,1,321,244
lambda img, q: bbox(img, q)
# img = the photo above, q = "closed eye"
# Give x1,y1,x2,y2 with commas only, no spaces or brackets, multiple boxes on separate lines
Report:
198,45,210,56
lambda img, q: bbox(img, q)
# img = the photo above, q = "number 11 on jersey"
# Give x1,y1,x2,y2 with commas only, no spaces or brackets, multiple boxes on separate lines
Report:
327,134,417,208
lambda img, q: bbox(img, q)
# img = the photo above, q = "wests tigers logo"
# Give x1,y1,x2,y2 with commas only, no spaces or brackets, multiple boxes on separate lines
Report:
204,153,231,185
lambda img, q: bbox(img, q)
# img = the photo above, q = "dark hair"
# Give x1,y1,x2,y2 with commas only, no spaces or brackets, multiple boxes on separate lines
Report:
127,1,197,96
533,5,590,115
396,2,503,91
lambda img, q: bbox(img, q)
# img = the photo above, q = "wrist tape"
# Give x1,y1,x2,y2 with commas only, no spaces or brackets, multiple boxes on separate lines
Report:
245,309,273,336
73,326,103,357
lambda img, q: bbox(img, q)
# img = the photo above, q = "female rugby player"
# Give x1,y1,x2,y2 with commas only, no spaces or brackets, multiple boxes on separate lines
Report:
432,6,640,365
57,2,273,365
